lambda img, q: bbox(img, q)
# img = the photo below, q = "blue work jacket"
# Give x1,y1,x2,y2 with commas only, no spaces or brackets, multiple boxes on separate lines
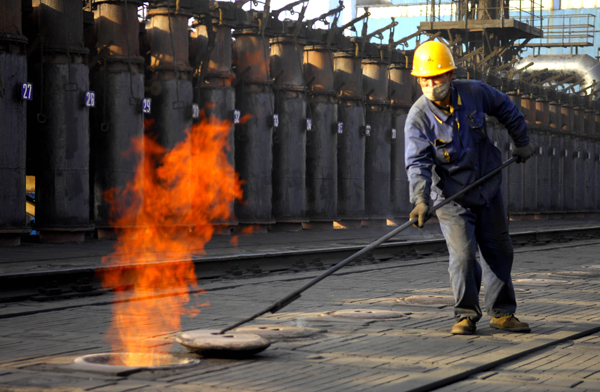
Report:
404,80,530,208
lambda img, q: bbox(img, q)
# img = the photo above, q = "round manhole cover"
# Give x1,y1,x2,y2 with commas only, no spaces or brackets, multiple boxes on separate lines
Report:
398,295,455,307
513,278,572,286
324,309,408,319
176,330,270,358
74,353,199,370
582,265,600,270
234,324,325,339
492,373,539,382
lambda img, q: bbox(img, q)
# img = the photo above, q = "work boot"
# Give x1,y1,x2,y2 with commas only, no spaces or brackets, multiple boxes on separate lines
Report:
490,315,531,332
451,318,476,335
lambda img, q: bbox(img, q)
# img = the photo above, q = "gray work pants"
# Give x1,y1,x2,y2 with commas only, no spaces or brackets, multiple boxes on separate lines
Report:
434,189,517,322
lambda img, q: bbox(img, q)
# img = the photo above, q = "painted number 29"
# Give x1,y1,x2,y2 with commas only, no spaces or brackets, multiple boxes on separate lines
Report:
142,98,152,114
21,83,32,101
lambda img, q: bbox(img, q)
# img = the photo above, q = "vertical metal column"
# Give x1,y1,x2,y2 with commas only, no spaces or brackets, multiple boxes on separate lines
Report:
535,98,549,130
522,131,538,214
573,106,584,136
334,49,365,227
573,138,585,211
520,94,536,126
388,52,412,220
90,0,145,239
303,44,338,229
145,2,193,151
535,96,551,214
506,92,523,215
563,132,575,211
584,139,595,211
596,142,600,211
191,5,237,231
561,101,574,132
520,91,537,214
497,123,510,213
549,100,562,133
270,36,306,230
0,0,29,245
536,133,552,213
233,30,274,226
27,0,93,243
362,47,391,226
550,134,564,212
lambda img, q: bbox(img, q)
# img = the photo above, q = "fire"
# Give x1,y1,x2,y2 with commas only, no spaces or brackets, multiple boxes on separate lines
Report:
101,113,242,366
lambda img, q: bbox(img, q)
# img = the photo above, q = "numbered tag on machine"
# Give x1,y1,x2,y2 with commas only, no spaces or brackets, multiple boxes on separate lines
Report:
233,109,241,124
21,83,33,101
306,118,312,131
192,103,200,119
142,98,152,114
337,122,343,134
85,91,96,108
273,114,279,128
391,128,397,139
364,124,371,136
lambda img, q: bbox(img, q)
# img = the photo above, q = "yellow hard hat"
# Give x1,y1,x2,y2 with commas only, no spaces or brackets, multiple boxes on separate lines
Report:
411,41,457,77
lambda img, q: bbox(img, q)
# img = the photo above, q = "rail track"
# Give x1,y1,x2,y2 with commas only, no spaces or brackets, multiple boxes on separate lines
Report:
1,224,600,304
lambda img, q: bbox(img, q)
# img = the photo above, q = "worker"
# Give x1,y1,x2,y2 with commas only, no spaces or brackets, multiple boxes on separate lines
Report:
405,40,535,335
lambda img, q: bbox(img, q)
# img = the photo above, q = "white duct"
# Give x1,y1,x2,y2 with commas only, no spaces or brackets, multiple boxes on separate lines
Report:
515,54,600,100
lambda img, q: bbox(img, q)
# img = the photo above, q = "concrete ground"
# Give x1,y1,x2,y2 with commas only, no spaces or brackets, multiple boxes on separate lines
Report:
1,217,600,391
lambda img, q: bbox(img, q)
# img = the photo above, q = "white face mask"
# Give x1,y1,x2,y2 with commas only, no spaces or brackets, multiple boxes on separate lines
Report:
422,82,450,102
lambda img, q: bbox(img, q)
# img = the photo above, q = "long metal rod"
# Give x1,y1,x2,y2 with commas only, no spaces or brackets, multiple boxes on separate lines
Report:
219,157,518,334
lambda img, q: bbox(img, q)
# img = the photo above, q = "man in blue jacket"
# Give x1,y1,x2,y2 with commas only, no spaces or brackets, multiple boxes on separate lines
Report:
405,40,535,335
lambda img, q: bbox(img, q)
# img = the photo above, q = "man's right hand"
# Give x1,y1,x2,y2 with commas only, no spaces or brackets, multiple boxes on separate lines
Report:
410,202,429,228
512,143,535,163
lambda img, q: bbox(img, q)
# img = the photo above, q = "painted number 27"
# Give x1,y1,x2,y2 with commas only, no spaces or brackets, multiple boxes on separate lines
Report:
21,83,32,101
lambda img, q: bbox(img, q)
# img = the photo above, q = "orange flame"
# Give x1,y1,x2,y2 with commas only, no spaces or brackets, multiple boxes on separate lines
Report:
101,113,242,366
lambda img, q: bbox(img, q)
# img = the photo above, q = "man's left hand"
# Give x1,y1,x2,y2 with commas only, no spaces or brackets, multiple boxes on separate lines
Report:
512,143,535,163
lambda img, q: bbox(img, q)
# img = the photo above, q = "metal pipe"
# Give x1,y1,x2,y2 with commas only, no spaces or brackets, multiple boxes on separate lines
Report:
28,0,93,243
145,4,193,151
334,50,365,223
218,157,518,334
233,31,274,225
363,47,393,223
90,0,145,237
389,56,412,219
304,45,338,224
191,16,236,227
270,36,307,225
516,55,600,100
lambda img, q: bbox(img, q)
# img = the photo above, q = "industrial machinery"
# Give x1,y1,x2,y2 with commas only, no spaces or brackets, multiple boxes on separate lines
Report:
0,0,598,246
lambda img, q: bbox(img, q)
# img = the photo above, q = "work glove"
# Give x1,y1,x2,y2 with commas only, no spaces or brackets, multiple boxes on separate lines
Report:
512,143,535,163
409,202,429,228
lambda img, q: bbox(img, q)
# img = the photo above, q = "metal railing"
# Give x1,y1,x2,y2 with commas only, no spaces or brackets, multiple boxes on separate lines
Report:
527,13,595,47
416,0,545,31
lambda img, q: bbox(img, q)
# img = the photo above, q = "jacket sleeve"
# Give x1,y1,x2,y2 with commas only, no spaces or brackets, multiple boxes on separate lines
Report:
479,81,530,147
404,107,434,205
